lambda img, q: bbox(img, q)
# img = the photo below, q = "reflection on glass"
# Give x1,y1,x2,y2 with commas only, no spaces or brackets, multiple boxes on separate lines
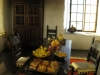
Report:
71,13,76,21
85,14,90,22
71,22,76,27
86,0,91,4
77,14,83,21
77,22,82,30
91,6,96,13
72,5,77,12
90,23,95,31
84,23,90,31
77,5,83,12
90,14,96,22
78,0,83,4
72,0,77,4
86,5,90,13
91,0,97,5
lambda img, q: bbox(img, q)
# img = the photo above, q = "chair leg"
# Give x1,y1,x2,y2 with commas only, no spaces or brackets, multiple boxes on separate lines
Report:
94,72,96,75
71,66,74,75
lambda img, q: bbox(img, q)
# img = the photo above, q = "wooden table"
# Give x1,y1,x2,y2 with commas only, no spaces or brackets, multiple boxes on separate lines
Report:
41,39,72,72
18,39,72,75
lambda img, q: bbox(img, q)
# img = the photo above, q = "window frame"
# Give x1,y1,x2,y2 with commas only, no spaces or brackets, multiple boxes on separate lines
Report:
69,0,99,32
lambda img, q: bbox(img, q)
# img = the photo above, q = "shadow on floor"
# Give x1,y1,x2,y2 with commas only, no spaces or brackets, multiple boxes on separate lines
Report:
71,49,88,58
0,49,15,75
22,46,38,56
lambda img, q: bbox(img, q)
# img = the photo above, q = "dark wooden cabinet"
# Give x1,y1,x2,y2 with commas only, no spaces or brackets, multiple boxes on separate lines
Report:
13,0,44,46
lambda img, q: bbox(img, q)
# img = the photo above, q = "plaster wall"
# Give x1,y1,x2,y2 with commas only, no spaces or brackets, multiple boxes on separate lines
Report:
43,0,100,50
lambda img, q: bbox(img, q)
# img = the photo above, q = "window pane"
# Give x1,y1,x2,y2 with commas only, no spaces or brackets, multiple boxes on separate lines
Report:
77,22,82,30
91,6,96,13
90,14,96,22
85,14,90,22
84,23,90,31
91,0,97,5
71,13,76,21
70,0,97,32
86,0,91,4
77,5,83,13
77,14,83,21
78,0,83,4
90,23,95,31
72,5,77,12
71,22,76,27
86,5,90,13
72,0,77,4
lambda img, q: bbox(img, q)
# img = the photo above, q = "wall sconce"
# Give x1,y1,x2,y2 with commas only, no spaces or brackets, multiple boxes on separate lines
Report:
0,31,5,36
0,31,10,40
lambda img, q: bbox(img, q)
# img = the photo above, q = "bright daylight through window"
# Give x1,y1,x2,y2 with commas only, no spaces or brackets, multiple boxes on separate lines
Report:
64,0,99,33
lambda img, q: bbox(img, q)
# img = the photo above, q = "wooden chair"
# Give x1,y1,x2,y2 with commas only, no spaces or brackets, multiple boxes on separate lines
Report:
47,25,57,38
87,37,95,61
8,32,30,73
71,37,100,75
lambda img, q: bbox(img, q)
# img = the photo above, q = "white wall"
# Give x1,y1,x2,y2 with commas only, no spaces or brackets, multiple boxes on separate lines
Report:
0,0,12,52
0,0,12,74
0,0,5,52
0,0,100,51
3,0,13,33
43,0,100,50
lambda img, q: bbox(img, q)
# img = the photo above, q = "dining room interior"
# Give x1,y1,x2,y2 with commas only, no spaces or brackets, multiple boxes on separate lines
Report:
0,0,100,75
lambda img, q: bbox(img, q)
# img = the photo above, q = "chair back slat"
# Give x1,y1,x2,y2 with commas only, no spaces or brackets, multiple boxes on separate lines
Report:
48,29,57,33
15,52,22,60
86,37,100,75
9,33,22,62
6,32,30,73
87,37,96,60
88,49,99,62
47,25,57,38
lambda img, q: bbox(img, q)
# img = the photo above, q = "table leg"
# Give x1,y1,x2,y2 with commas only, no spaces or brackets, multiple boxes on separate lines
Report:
71,66,74,75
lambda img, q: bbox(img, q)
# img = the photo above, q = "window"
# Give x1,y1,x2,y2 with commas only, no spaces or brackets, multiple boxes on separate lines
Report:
65,0,99,32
